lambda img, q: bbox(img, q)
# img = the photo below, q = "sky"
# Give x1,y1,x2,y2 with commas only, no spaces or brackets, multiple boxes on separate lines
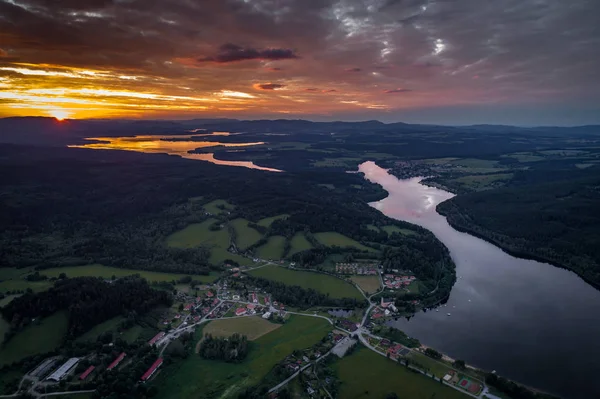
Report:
1,0,599,125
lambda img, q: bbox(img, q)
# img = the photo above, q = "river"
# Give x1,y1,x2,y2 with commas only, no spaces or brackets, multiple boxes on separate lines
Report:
359,161,600,399
68,133,283,172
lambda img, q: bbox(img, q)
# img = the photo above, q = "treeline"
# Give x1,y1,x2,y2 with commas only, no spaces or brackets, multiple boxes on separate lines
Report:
247,276,367,309
198,333,248,363
1,276,172,339
485,373,560,399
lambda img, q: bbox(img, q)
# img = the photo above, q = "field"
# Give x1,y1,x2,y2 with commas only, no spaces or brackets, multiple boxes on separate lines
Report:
166,219,251,266
450,173,513,191
333,347,469,399
0,369,23,395
312,157,362,167
0,295,20,307
0,311,69,366
76,316,125,343
248,265,363,300
288,232,313,256
257,214,289,227
381,225,417,236
256,235,286,259
314,232,376,252
0,267,53,293
408,351,452,378
154,315,331,399
350,276,381,294
42,264,218,283
230,218,263,250
201,316,281,341
0,317,9,343
203,199,235,215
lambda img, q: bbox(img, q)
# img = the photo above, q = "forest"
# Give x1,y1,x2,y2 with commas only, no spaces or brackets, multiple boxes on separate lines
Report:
198,333,249,363
1,276,172,340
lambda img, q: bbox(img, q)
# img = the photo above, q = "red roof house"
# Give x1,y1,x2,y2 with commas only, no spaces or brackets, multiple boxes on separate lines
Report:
235,308,246,316
148,332,165,346
79,366,95,380
140,358,163,382
206,291,214,298
107,352,126,370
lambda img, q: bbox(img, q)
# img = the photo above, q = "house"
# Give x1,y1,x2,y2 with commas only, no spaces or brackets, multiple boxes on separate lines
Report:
206,291,214,298
212,298,219,306
251,293,258,303
140,358,163,382
47,358,79,382
263,312,272,319
380,297,393,308
148,332,165,346
184,304,192,311
247,303,256,310
107,352,126,370
79,366,95,380
232,294,240,300
235,308,247,316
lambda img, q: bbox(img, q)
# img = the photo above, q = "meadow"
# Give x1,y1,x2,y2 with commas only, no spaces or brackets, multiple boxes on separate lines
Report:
350,276,381,294
230,218,263,250
450,173,514,191
334,347,469,399
256,235,286,260
75,316,125,343
288,232,313,256
257,214,288,227
154,315,331,399
381,225,417,236
314,232,376,252
201,316,281,341
0,311,68,366
203,199,235,215
248,265,363,300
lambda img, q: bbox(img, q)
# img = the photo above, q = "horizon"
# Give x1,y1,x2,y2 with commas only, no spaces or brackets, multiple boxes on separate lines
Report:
1,0,599,125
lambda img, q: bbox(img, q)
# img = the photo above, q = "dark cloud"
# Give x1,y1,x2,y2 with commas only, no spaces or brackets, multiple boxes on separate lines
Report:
322,89,337,93
198,43,298,63
305,88,318,91
384,89,412,94
254,83,286,90
345,68,362,72
267,67,282,71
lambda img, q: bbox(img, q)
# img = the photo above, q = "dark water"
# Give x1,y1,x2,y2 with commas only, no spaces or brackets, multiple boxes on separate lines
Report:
359,161,600,399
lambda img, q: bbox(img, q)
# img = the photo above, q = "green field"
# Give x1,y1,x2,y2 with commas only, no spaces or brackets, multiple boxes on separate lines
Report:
0,311,69,366
408,351,453,379
154,315,331,399
312,157,362,167
166,219,251,266
502,152,546,162
334,347,469,399
256,236,286,260
0,267,53,293
0,295,20,307
381,225,418,236
366,224,380,232
202,316,281,341
350,276,381,294
121,324,146,343
76,316,125,343
450,173,513,191
0,317,10,343
314,232,376,252
257,214,289,227
288,232,313,256
248,265,363,300
203,199,235,215
43,264,218,283
230,218,263,250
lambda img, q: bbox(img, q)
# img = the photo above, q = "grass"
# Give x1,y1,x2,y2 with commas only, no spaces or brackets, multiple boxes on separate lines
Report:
256,236,286,260
203,199,235,215
43,264,218,283
288,232,313,256
334,347,470,399
408,351,452,378
0,267,53,294
0,295,20,307
0,317,10,344
257,214,289,227
76,316,125,343
318,183,335,189
154,315,331,399
230,218,263,250
501,153,545,162
381,225,417,236
0,311,69,366
366,224,380,232
202,316,282,341
350,276,381,294
248,265,363,300
314,232,376,252
0,369,23,395
312,157,362,167
121,324,146,343
450,173,513,191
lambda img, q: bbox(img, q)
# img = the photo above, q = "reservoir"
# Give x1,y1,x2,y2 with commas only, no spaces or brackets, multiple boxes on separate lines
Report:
359,161,600,399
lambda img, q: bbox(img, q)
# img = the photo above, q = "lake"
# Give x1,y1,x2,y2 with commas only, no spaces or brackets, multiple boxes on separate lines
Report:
359,161,600,399
68,133,283,172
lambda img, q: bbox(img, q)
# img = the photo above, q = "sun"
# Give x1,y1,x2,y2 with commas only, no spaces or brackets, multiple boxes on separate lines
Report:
49,109,71,121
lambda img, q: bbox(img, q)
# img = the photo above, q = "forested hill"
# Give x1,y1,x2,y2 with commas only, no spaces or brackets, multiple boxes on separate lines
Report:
437,174,600,287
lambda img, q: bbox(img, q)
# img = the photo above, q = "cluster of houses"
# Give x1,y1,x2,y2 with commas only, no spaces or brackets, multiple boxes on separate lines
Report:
335,263,378,275
338,319,360,332
383,273,416,290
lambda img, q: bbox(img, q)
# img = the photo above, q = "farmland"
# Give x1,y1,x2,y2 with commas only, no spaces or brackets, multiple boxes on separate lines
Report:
334,347,469,399
201,316,281,341
203,199,235,215
230,218,263,250
289,232,313,256
350,276,381,294
381,225,417,236
0,267,52,293
154,315,331,399
314,232,376,252
248,265,363,300
257,214,289,227
256,235,286,260
0,311,69,366
75,316,125,343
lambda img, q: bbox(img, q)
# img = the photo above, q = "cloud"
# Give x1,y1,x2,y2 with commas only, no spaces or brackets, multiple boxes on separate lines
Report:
198,43,299,63
305,88,319,92
345,68,362,72
322,89,337,93
267,67,282,71
384,88,412,94
254,83,286,90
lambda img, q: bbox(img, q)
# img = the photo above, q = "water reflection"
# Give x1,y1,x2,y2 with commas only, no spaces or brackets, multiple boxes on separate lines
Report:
68,134,283,172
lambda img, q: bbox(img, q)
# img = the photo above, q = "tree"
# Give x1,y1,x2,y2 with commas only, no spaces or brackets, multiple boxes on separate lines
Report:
424,348,442,360
453,359,466,370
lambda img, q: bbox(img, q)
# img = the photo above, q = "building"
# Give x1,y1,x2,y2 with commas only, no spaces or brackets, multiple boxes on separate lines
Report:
79,366,95,380
148,332,165,346
262,312,271,319
47,358,79,382
184,304,192,311
107,352,126,370
206,291,214,298
140,358,163,382
31,358,57,378
247,303,256,310
380,297,393,308
235,308,246,316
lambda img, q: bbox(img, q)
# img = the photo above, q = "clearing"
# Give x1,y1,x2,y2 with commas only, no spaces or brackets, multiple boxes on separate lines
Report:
350,276,381,294
314,232,376,252
154,315,331,399
230,218,263,250
203,199,235,215
0,268,52,293
450,173,513,191
201,316,281,342
381,225,417,236
256,236,286,260
257,214,289,227
288,232,313,256
334,347,469,399
0,311,69,366
76,316,124,343
248,265,363,300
